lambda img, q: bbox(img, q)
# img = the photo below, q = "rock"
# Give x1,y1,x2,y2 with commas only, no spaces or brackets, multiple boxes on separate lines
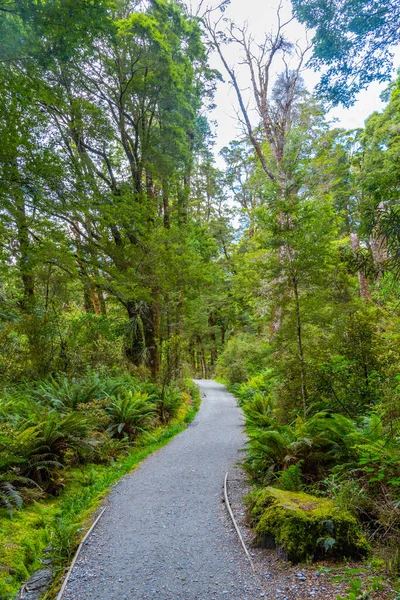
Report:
297,571,307,581
246,486,370,563
20,567,52,600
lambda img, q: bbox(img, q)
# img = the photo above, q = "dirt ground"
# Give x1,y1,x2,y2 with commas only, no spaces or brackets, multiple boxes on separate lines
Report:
226,469,398,600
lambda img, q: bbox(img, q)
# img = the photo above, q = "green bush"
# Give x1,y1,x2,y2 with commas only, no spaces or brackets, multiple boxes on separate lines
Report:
0,371,195,511
157,387,185,423
242,393,275,429
274,463,304,492
20,411,94,491
217,334,271,384
34,374,105,411
0,427,40,510
106,390,157,440
239,367,400,552
244,412,360,484
236,369,277,404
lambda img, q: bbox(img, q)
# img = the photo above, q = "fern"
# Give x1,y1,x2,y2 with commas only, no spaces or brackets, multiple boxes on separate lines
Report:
106,390,156,440
34,375,105,410
244,393,275,429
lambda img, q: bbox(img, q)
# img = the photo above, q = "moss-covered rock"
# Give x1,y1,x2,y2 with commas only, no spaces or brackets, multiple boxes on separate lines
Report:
246,487,370,563
0,506,52,597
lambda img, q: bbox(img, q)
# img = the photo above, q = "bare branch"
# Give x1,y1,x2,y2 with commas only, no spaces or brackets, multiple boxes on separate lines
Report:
207,24,276,182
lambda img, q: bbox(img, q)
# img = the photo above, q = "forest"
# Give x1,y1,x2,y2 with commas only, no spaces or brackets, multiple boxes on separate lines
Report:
1,0,400,597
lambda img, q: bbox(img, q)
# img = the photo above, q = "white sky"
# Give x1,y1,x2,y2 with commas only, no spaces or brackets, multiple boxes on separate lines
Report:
188,0,400,158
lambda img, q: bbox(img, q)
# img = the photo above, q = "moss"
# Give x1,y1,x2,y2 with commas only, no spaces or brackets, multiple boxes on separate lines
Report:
0,505,55,596
0,384,202,598
246,487,371,563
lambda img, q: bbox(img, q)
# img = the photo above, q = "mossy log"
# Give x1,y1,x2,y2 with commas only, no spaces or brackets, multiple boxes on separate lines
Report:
246,487,370,563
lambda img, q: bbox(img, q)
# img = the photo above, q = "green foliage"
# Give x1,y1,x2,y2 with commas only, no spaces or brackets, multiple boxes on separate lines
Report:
222,73,400,570
0,506,52,597
106,390,157,440
2,0,400,588
243,411,360,484
0,0,227,384
243,393,275,429
292,0,400,105
217,335,270,384
320,475,368,515
0,370,190,508
0,371,200,596
158,386,186,423
336,578,363,600
33,373,107,411
236,369,277,403
20,411,93,489
275,463,304,492
240,372,400,556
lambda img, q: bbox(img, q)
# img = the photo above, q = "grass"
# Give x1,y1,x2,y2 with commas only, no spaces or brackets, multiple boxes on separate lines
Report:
0,383,200,599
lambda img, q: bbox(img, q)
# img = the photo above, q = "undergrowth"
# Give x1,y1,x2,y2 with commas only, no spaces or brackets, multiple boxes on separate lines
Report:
232,370,400,578
0,373,200,598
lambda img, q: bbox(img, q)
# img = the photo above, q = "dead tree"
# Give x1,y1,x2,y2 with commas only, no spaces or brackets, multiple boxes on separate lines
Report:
206,6,311,410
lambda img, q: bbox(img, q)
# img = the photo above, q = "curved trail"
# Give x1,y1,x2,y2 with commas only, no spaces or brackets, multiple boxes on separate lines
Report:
62,380,263,600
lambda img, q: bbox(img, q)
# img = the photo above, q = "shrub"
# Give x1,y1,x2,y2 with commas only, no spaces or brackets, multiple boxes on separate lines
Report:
0,427,40,511
34,373,106,411
217,334,270,384
20,411,94,491
243,393,275,429
244,412,361,485
274,463,304,492
0,372,197,507
155,386,185,423
106,390,157,440
90,433,130,463
236,369,277,404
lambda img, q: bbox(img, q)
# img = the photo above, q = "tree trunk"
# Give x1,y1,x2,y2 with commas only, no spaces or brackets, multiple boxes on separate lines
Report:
143,300,160,380
97,288,107,315
208,311,218,366
221,325,226,346
350,233,371,300
15,199,35,312
71,223,100,313
200,348,207,378
178,173,190,225
162,180,170,229
125,301,145,365
292,275,307,415
371,204,388,280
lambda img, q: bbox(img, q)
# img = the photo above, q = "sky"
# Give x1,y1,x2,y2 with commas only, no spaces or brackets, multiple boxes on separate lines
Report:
187,0,400,159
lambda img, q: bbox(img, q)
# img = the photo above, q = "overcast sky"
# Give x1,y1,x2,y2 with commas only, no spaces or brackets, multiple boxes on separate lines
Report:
188,0,400,158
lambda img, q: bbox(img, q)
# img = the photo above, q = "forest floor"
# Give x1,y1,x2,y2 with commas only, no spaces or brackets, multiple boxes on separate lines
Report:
229,471,396,600
59,381,395,600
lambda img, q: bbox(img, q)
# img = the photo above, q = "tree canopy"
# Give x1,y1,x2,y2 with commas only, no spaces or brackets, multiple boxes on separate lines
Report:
1,2,400,595
292,0,400,105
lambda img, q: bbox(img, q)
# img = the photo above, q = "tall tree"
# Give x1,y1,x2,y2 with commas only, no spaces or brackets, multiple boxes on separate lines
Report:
291,0,400,105
0,0,223,379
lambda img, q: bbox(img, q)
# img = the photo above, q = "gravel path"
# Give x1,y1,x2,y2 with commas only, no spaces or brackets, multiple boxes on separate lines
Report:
62,380,264,600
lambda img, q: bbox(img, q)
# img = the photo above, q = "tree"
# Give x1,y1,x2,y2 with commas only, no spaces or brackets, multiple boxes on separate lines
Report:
291,0,400,105
221,139,266,237
360,74,400,276
0,0,227,380
207,11,330,409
